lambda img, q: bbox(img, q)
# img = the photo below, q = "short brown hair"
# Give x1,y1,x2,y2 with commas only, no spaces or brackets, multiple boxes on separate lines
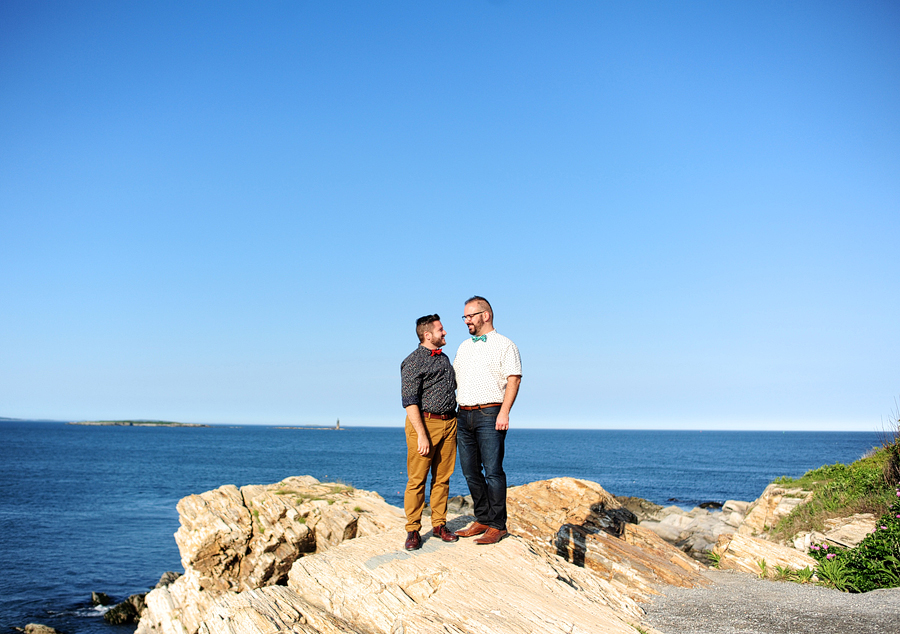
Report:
415,314,440,343
464,295,492,314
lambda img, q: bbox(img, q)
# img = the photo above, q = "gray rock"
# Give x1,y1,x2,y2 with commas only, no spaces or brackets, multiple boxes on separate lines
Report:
103,600,139,625
447,494,473,514
155,571,181,589
615,496,664,522
127,593,147,614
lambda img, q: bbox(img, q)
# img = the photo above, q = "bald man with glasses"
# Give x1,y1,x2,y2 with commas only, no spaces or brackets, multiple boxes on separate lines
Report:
452,296,522,545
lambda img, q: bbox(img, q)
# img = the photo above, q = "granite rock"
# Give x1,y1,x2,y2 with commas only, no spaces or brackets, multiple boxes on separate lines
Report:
20,625,62,634
137,477,403,634
286,526,642,634
506,477,708,604
714,532,817,576
737,483,813,536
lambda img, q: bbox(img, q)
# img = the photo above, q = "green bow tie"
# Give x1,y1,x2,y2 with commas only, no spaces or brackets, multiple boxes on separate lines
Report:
472,335,487,342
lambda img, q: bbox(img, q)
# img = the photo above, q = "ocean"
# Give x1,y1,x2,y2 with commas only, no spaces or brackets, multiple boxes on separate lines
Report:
0,421,883,634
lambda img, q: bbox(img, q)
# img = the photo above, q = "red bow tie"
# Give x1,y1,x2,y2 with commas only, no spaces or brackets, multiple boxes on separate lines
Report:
430,348,443,356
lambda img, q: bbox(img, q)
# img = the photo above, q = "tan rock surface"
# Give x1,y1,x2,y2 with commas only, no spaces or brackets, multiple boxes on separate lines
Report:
556,523,708,604
507,477,707,601
714,532,817,576
138,477,403,634
507,477,630,543
823,513,877,547
737,483,812,536
198,586,364,634
174,484,251,594
287,526,641,634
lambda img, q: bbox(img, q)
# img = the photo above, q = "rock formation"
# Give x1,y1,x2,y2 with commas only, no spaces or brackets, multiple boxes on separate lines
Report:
286,526,641,634
104,594,147,625
791,513,877,550
506,478,708,604
737,483,812,536
17,625,62,634
137,477,404,634
139,475,715,634
623,496,751,559
713,532,817,576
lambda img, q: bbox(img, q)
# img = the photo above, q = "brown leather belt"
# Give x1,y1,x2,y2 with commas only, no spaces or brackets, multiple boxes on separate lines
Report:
423,412,455,420
458,403,502,411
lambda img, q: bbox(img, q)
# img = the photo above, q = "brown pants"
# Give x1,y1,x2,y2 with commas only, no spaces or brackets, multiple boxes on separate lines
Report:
404,414,457,532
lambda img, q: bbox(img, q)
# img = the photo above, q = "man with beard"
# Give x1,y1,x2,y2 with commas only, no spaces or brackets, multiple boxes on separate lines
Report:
452,296,521,545
400,314,460,550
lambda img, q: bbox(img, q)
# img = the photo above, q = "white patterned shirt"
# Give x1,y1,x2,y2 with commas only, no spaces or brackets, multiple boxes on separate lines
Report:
453,330,522,407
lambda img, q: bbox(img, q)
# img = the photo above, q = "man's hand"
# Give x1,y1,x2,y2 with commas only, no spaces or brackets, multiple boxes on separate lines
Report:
405,404,431,456
496,375,520,431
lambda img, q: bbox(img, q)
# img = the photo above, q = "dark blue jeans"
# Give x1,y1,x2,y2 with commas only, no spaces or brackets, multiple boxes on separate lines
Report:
456,406,507,530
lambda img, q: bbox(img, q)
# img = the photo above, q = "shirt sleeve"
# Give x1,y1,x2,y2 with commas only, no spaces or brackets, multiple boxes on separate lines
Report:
400,356,423,408
500,342,522,379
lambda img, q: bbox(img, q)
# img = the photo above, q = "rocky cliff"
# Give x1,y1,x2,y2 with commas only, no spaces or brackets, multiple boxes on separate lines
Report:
137,476,405,634
138,476,710,634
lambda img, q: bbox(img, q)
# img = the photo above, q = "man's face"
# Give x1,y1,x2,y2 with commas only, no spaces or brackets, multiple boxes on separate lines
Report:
463,303,488,336
426,320,447,348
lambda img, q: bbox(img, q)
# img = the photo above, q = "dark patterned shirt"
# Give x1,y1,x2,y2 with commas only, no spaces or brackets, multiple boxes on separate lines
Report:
400,346,457,414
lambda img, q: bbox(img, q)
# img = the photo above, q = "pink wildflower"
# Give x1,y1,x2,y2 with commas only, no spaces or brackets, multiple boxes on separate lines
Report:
826,553,835,560
822,543,828,549
882,525,888,530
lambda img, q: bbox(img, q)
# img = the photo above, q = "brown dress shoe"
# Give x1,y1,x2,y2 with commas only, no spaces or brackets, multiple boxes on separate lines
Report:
432,524,459,542
474,527,508,545
404,530,422,550
454,522,489,537
454,521,489,538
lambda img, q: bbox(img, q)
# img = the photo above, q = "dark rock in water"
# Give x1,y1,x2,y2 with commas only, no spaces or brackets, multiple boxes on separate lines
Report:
127,593,147,614
698,501,723,509
20,624,63,634
155,571,181,589
91,592,112,606
615,496,664,522
103,600,138,625
101,592,147,625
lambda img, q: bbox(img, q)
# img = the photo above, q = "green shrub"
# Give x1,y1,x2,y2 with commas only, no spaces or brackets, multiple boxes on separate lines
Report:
808,486,900,592
771,446,897,540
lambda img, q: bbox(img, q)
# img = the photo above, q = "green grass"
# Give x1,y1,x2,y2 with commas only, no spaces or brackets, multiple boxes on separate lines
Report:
769,444,898,541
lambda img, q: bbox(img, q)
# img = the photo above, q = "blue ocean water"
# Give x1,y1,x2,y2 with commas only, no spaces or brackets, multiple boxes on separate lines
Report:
0,421,883,634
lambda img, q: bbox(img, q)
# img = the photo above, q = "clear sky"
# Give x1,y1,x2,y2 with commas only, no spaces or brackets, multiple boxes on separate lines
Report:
1,1,898,430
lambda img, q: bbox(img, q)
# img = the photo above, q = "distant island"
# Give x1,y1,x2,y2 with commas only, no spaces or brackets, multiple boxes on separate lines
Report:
68,420,210,427
276,419,343,431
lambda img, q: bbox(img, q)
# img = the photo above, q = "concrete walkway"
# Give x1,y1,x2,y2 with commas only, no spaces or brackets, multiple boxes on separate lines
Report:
641,569,900,634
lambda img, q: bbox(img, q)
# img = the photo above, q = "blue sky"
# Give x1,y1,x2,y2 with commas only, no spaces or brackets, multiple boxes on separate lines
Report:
1,1,898,430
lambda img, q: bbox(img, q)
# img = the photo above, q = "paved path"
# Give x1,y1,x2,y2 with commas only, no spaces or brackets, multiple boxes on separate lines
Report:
640,569,900,634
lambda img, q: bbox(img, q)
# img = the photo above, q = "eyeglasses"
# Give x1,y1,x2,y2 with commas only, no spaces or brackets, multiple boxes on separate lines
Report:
461,310,486,321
